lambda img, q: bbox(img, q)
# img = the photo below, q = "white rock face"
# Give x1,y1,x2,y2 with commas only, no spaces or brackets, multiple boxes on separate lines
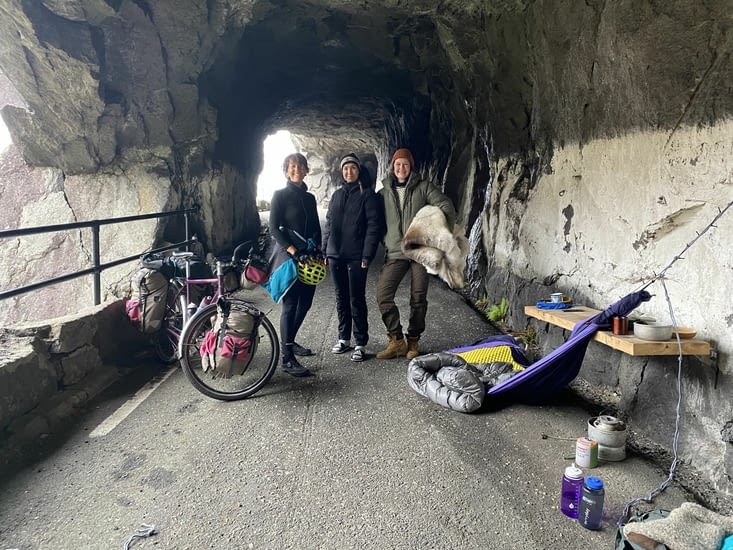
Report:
485,121,733,490
510,122,732,359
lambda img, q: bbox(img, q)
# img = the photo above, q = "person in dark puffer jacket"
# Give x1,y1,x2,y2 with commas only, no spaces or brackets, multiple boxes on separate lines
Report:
269,153,323,377
322,153,383,362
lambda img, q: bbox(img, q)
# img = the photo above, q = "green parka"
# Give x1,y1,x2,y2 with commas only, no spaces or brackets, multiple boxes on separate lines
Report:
378,171,457,261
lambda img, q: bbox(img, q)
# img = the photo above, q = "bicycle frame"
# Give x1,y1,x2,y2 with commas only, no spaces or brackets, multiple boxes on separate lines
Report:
178,273,223,325
160,240,258,359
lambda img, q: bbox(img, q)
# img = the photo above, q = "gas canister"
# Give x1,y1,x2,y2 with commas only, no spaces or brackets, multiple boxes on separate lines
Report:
575,437,598,468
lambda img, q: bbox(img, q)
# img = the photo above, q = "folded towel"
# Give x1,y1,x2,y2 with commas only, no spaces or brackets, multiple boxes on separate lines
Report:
535,300,574,310
623,502,733,550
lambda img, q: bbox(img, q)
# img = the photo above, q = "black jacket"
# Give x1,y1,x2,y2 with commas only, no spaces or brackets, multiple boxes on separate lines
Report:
269,180,322,255
322,180,382,263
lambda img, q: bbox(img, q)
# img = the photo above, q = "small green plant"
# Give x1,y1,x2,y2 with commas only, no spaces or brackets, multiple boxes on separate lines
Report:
487,297,509,325
515,325,538,350
474,295,489,312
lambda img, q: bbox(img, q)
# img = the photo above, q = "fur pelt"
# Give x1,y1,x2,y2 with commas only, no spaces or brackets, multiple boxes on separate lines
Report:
401,205,469,289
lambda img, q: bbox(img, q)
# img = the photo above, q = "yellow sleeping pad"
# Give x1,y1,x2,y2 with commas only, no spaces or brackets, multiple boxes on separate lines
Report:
454,345,527,371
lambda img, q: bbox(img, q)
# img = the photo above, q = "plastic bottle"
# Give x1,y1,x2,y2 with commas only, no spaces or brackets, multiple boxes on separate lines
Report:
560,463,584,519
578,476,605,530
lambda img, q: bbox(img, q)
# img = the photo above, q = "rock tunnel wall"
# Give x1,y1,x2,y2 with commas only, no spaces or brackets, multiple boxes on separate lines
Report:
1,1,732,499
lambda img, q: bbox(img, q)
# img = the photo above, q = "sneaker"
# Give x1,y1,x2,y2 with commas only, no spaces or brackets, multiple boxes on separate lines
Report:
331,340,352,354
350,346,366,362
292,342,314,356
282,358,311,377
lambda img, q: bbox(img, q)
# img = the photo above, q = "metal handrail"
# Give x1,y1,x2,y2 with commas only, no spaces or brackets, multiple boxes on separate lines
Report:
0,208,197,305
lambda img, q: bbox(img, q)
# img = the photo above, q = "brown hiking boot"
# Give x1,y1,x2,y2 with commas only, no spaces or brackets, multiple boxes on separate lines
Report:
406,337,420,360
376,335,408,360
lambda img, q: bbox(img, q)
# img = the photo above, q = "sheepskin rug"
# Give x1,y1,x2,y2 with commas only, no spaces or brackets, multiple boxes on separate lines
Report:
401,205,469,289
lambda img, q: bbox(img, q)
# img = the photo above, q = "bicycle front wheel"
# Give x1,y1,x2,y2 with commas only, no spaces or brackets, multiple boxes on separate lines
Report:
178,300,279,401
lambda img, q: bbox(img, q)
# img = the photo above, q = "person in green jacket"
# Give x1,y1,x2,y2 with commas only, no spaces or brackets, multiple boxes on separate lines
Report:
375,148,457,360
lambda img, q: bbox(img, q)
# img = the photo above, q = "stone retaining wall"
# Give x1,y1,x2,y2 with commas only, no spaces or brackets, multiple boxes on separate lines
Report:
0,300,148,446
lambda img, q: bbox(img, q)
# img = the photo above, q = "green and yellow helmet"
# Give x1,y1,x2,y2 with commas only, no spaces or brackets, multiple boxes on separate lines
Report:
296,258,327,285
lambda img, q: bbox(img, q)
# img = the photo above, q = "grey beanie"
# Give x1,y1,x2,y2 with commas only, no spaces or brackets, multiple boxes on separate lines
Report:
340,153,360,170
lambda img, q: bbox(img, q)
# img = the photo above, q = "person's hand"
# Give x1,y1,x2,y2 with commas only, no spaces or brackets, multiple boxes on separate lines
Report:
361,259,369,269
294,250,311,263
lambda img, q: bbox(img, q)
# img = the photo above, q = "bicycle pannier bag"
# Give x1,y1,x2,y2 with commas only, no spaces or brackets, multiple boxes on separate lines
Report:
170,256,213,280
126,267,170,334
240,266,265,290
200,302,255,378
241,251,270,289
222,267,241,293
141,253,176,278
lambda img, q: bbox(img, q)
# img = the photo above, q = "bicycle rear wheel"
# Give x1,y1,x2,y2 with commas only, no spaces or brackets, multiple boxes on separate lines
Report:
178,300,279,401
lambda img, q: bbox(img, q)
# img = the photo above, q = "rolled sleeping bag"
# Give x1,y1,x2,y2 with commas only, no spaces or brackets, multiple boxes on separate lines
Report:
407,352,486,413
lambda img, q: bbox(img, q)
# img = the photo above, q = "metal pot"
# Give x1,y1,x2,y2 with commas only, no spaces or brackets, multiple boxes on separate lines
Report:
588,415,628,449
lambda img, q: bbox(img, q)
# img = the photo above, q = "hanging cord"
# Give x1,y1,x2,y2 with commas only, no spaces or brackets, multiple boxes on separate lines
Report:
122,523,157,550
618,277,683,525
640,199,733,291
618,199,733,526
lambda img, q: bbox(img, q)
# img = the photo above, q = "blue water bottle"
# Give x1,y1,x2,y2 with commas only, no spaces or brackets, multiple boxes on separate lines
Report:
578,476,605,530
560,463,584,519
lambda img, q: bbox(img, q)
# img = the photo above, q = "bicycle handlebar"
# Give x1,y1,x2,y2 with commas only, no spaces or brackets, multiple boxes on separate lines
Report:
142,238,261,271
232,241,254,262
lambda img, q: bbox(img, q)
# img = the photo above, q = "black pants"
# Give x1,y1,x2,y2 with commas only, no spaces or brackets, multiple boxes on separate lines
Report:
331,259,369,346
280,279,316,361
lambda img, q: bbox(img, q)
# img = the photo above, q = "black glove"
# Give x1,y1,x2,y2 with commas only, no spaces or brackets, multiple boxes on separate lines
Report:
294,249,311,263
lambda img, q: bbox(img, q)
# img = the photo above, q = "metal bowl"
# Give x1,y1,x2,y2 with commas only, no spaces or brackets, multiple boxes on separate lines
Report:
633,321,673,341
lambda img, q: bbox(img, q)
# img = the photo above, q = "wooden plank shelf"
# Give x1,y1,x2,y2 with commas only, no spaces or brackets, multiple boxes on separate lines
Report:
524,305,711,357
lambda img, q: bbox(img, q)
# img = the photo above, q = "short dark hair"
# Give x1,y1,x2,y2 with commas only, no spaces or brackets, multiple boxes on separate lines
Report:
282,153,309,173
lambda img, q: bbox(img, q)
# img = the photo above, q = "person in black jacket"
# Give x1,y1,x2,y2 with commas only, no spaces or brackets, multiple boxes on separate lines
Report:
268,153,323,377
322,153,383,362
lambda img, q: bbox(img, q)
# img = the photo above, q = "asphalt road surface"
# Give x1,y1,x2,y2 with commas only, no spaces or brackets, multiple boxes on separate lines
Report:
0,257,690,549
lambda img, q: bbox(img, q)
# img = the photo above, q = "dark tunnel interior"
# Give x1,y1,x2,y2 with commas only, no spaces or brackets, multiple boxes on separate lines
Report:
201,9,441,186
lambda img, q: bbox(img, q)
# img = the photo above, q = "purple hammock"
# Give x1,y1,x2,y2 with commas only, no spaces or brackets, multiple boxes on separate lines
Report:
482,290,651,403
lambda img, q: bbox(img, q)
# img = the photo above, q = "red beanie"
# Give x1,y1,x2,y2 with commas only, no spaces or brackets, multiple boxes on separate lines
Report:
390,148,414,168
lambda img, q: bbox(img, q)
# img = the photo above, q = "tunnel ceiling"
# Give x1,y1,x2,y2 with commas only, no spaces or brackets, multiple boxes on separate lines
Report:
0,0,459,173
205,6,437,167
0,0,731,175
